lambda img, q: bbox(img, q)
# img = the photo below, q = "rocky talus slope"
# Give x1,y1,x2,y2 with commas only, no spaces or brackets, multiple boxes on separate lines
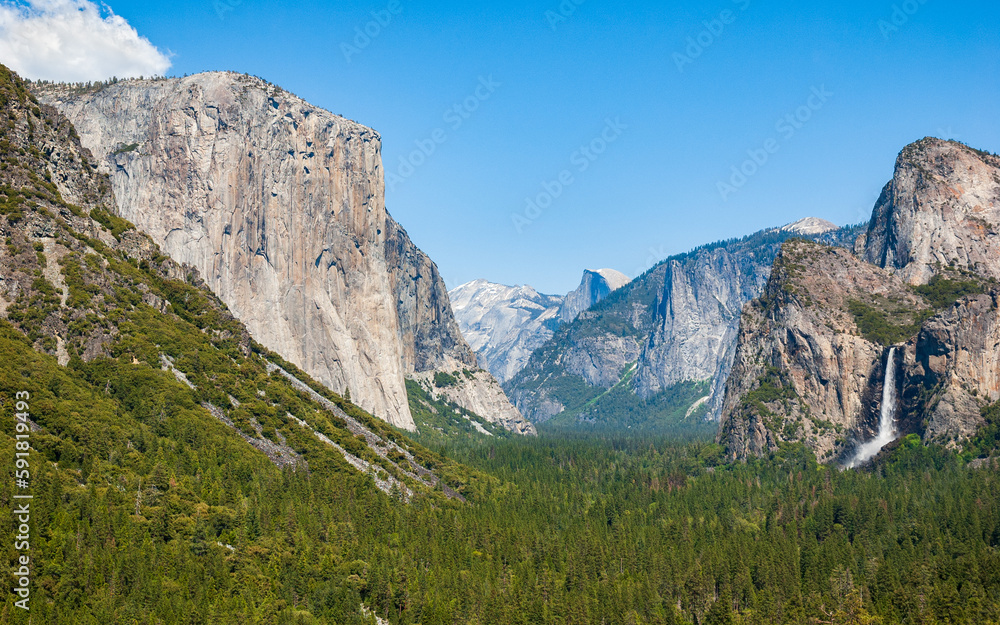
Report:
0,63,464,500
35,73,530,434
505,220,857,426
720,139,1000,462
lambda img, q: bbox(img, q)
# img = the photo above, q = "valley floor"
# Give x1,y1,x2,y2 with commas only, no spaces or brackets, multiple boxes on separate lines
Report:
5,382,1000,624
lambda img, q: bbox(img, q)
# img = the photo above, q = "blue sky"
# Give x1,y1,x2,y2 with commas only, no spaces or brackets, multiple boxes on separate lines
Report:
5,0,999,293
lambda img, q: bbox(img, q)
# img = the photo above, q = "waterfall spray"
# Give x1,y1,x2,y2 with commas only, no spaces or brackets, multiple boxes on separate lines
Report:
847,347,898,468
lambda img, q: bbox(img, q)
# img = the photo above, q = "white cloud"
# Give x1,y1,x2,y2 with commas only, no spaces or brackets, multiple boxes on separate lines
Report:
0,0,171,82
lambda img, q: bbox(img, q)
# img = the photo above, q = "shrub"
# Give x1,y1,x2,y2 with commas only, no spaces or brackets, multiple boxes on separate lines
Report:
913,275,985,309
433,371,459,388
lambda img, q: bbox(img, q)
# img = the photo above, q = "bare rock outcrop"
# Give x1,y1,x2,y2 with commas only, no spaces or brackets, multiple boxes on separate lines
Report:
860,138,1000,285
634,245,772,419
558,269,629,323
449,269,629,384
36,73,525,433
718,241,925,461
904,292,1000,444
721,139,1000,462
412,370,537,436
448,279,563,383
505,221,861,425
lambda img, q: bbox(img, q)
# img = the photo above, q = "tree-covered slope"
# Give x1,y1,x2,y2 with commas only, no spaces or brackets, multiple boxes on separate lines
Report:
4,64,1000,625
0,63,482,623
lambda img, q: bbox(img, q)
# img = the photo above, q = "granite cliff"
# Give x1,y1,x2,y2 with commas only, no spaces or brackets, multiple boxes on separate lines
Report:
558,268,630,323
505,220,859,427
720,139,1000,463
717,240,929,461
449,268,628,383
0,64,464,501
860,138,1000,284
35,73,529,434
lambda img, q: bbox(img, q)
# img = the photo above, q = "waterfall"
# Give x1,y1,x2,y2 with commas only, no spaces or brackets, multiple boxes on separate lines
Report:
847,347,898,468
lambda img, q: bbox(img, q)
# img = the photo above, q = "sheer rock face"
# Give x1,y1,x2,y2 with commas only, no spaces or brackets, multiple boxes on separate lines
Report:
634,246,772,420
558,269,629,323
718,241,922,462
721,140,1000,462
38,72,525,433
449,269,627,384
719,240,998,462
905,292,1000,444
860,138,1000,285
383,216,478,374
505,224,861,424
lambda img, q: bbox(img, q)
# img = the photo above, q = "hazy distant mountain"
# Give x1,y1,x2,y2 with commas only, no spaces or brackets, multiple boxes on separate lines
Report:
780,217,839,236
558,269,630,323
504,220,865,430
450,269,629,383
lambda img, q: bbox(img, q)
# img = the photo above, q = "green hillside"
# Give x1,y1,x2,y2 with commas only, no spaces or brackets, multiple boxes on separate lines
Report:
2,65,1000,625
0,64,480,623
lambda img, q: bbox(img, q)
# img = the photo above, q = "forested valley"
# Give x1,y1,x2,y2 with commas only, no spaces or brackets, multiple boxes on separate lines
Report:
4,345,1000,625
1,60,999,625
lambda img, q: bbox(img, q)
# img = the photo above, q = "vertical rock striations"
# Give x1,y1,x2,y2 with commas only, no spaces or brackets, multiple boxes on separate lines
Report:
36,72,528,434
905,291,1000,444
860,138,1000,284
717,241,926,462
557,269,630,323
721,139,1000,463
505,221,858,426
383,215,477,374
633,245,774,420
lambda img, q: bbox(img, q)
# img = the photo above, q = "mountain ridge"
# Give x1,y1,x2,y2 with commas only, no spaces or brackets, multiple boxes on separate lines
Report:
719,138,1000,463
449,268,629,383
504,220,865,428
33,71,532,435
